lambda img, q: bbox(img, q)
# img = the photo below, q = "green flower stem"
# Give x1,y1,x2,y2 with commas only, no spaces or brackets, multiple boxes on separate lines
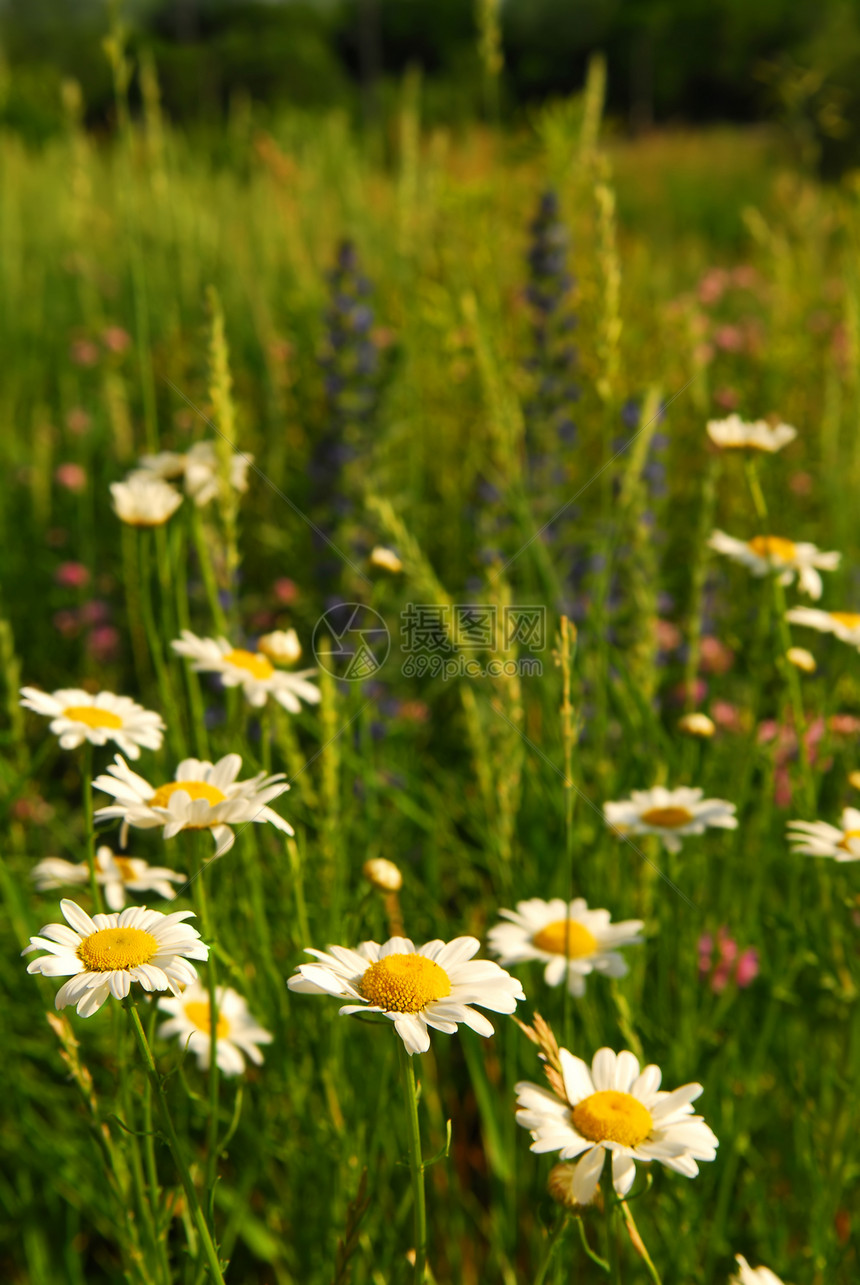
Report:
191,510,227,635
744,458,815,809
172,520,211,761
399,1039,427,1285
189,836,222,1207
81,743,104,913
121,521,150,691
138,529,187,759
683,454,719,710
116,1006,167,1284
205,952,221,1211
127,1001,226,1284
603,1168,622,1284
558,616,578,1053
744,457,768,525
533,1214,570,1285
153,521,178,643
143,1003,170,1280
619,1199,662,1285
772,574,815,814
575,1214,610,1272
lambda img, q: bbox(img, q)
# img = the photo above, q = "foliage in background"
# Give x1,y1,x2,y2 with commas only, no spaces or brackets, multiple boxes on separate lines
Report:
4,0,860,172
2,34,860,1285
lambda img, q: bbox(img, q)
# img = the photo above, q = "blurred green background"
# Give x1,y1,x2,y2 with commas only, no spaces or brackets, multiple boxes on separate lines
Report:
2,0,860,173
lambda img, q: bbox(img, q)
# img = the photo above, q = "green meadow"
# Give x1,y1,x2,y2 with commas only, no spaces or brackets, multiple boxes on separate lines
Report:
2,46,860,1285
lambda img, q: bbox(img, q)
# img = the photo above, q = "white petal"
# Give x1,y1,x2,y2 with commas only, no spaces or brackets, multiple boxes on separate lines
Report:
612,1152,637,1196
393,1013,430,1055
572,1147,605,1204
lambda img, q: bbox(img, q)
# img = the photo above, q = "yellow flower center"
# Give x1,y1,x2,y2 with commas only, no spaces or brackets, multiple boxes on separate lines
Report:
747,535,797,564
63,705,123,730
360,953,452,1013
572,1090,653,1148
77,926,159,972
831,612,860,629
640,806,693,829
532,919,598,958
113,857,138,881
184,1000,231,1039
150,781,227,810
838,829,860,852
223,648,274,680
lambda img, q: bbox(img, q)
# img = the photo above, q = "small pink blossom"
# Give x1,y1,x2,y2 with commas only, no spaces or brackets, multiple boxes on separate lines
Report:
70,338,100,367
101,325,132,354
66,407,92,435
714,325,745,353
250,610,277,630
735,948,760,988
53,609,80,636
711,700,744,732
79,599,110,626
713,386,740,410
656,619,682,651
774,766,792,807
55,562,90,589
397,699,430,723
700,636,734,675
698,926,758,993
830,714,860,737
12,794,54,825
789,471,813,496
87,625,121,663
806,310,831,335
55,463,87,492
759,712,833,805
273,578,298,605
698,269,729,306
731,265,759,290
672,677,707,705
693,342,715,367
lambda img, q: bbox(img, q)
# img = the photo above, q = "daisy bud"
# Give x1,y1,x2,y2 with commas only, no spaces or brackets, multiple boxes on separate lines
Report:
547,1162,594,1209
678,712,716,738
363,857,403,893
786,647,816,674
258,629,302,665
370,546,403,573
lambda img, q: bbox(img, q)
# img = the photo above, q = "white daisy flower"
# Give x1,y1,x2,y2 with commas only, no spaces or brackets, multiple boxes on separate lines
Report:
171,630,320,714
92,753,294,857
515,1046,718,1205
288,935,525,1056
486,898,644,997
708,531,840,601
158,981,273,1076
786,808,860,862
19,687,165,759
706,414,796,453
731,1255,785,1285
31,846,187,911
604,786,738,854
139,441,251,508
23,899,208,1018
257,629,302,665
785,607,860,647
110,473,183,527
